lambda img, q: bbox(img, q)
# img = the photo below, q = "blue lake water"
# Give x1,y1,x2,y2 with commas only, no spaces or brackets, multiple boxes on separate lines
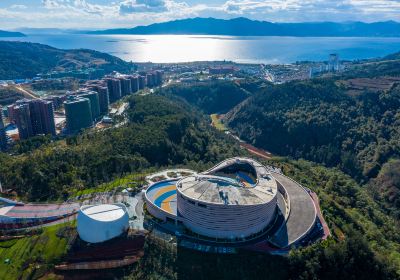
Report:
2,34,400,64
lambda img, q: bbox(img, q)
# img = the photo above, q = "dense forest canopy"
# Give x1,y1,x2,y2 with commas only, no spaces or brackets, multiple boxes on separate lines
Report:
0,86,25,105
225,78,400,182
159,80,252,114
368,159,400,219
343,51,400,78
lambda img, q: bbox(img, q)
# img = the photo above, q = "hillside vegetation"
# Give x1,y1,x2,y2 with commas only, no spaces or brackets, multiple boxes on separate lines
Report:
159,80,252,114
0,223,75,280
226,78,400,182
0,41,132,80
0,86,26,105
368,159,400,219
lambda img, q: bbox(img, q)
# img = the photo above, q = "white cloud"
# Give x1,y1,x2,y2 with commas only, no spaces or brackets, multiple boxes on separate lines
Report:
10,4,28,10
209,0,400,22
350,0,400,13
119,0,168,13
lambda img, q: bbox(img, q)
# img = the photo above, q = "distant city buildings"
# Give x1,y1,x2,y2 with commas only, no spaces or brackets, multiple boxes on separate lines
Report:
309,53,341,78
209,66,235,75
328,54,340,72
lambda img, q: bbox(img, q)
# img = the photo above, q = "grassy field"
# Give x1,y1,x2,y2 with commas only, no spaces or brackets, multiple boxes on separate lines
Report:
210,114,228,131
0,222,75,280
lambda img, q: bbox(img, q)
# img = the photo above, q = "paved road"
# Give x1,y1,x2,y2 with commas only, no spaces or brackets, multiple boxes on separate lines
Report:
130,192,145,230
310,191,331,239
14,85,39,99
269,173,316,248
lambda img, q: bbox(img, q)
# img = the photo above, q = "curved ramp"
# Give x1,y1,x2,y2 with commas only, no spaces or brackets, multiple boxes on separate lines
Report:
269,173,316,248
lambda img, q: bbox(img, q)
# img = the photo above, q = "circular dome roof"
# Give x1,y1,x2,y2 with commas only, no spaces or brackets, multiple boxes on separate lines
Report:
81,204,126,222
177,174,277,205
77,203,129,243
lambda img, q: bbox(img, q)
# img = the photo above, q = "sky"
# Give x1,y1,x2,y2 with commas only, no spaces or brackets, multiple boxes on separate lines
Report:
1,0,400,29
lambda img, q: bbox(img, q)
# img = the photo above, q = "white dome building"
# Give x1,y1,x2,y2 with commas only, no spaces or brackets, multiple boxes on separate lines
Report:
77,203,129,243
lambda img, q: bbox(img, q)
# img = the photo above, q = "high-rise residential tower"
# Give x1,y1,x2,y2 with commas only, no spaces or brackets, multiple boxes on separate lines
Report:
64,97,93,133
28,100,56,136
78,90,100,121
130,76,139,93
0,107,7,151
105,78,121,102
14,103,33,140
119,77,132,96
138,76,146,90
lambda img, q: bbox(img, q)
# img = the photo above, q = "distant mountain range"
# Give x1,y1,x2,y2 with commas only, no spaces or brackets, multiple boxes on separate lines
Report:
15,28,71,35
89,17,400,37
0,30,25,37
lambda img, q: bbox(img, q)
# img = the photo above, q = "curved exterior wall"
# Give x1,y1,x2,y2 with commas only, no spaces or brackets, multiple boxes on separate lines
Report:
177,191,277,239
77,204,129,243
144,179,180,222
145,196,177,222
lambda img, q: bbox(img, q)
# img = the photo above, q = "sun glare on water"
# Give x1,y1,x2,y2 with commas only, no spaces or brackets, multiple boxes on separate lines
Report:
115,35,230,63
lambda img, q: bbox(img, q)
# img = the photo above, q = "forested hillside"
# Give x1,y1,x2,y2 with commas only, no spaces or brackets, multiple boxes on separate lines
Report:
0,41,132,79
0,86,25,105
226,78,400,181
368,159,400,219
344,51,400,78
0,94,242,201
159,80,252,114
